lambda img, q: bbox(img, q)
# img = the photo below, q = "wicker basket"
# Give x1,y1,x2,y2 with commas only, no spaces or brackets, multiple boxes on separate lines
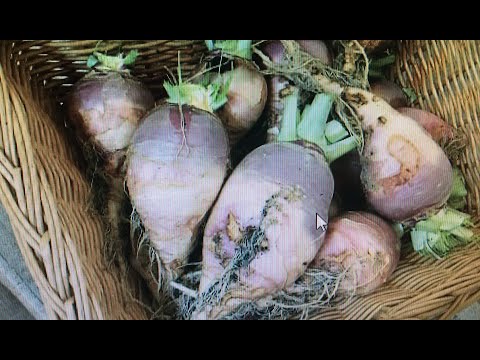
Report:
0,40,479,320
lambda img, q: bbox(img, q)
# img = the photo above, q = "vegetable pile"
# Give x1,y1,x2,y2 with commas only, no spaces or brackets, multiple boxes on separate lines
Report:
66,40,478,320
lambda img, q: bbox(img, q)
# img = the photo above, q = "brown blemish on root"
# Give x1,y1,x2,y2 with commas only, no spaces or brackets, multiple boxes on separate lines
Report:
372,95,381,102
279,86,296,99
212,233,224,261
378,116,387,125
378,135,420,193
260,239,269,251
343,90,368,107
227,212,243,243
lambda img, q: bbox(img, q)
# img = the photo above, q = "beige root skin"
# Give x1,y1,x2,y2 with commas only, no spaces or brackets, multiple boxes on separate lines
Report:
343,87,454,222
216,62,268,145
126,104,230,291
186,143,333,320
312,212,401,296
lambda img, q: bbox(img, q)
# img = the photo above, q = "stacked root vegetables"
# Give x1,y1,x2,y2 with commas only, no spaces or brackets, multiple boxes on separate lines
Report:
66,41,477,320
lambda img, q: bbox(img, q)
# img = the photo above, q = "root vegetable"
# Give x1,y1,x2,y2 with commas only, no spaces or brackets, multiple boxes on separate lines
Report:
192,142,334,319
343,87,454,222
215,61,267,145
126,103,229,279
204,41,267,145
311,211,401,295
66,51,154,252
68,72,154,173
296,40,333,67
331,106,460,213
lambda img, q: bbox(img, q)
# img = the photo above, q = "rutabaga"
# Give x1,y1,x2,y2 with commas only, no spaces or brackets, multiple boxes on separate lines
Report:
66,50,154,253
190,142,334,319
126,103,229,280
311,211,401,296
126,67,230,284
204,41,267,145
343,88,454,222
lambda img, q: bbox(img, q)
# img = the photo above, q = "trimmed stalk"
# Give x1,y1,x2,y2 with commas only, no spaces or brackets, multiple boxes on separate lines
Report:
87,50,139,72
410,208,477,259
409,168,476,258
276,91,358,163
321,136,358,164
277,89,300,142
297,93,331,146
163,59,231,113
325,119,349,143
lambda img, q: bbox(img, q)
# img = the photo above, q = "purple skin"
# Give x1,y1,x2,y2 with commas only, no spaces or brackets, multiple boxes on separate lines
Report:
344,88,454,222
195,142,334,319
312,211,401,296
397,107,456,144
126,104,229,276
296,40,333,66
67,71,155,250
67,72,155,175
370,80,408,109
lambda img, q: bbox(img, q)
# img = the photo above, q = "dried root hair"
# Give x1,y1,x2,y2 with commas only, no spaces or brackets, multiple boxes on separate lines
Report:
254,40,366,153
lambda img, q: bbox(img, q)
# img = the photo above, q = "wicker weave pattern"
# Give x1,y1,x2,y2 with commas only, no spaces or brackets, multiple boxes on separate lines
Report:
0,40,479,320
0,41,148,320
394,40,480,218
7,40,207,100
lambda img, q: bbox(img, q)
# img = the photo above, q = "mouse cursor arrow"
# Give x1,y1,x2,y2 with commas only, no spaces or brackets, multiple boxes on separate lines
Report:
316,213,328,232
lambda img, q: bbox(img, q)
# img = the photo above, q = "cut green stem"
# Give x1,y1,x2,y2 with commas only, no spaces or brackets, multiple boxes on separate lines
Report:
325,120,349,143
277,90,358,163
164,60,231,113
87,50,139,71
410,207,477,259
322,136,358,164
297,93,333,146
